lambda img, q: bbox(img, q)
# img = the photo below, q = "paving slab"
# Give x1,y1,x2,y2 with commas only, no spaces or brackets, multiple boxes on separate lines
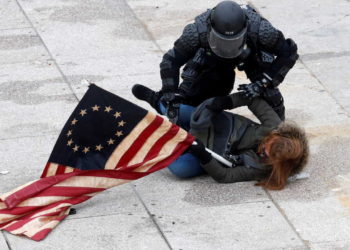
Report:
0,60,78,139
267,135,350,244
58,57,161,95
298,56,350,114
133,170,270,210
310,240,350,250
0,0,29,30
18,0,160,61
69,184,146,219
0,232,9,250
5,213,169,250
0,27,50,64
132,171,305,249
249,0,350,112
0,135,60,191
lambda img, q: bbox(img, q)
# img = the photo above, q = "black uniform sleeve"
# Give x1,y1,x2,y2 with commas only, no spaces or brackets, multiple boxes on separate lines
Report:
201,158,268,183
258,19,299,86
159,23,200,92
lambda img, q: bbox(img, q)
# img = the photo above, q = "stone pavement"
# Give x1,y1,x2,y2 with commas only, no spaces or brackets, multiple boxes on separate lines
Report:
0,0,349,249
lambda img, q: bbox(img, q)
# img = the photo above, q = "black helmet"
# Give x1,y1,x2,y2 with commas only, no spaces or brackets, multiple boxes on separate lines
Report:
209,1,247,58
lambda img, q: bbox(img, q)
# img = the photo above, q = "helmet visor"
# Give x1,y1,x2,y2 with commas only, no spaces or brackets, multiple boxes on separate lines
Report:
208,26,247,59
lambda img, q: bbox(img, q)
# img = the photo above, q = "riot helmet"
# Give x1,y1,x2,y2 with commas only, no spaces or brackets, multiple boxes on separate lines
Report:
209,1,247,59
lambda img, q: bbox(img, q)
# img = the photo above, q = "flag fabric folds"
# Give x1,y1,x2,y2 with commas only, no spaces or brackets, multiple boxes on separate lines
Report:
0,84,194,241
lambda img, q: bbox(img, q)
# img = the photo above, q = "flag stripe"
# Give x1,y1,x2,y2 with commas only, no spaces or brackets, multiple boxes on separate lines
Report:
40,162,51,178
0,180,37,202
143,123,180,161
46,163,59,177
127,118,173,166
134,126,191,173
30,186,104,198
147,132,194,173
55,165,67,175
116,115,164,168
104,111,156,170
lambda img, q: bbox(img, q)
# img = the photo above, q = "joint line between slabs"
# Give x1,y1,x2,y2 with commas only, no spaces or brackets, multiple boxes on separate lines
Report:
130,184,173,250
1,231,13,250
264,189,310,249
14,0,80,102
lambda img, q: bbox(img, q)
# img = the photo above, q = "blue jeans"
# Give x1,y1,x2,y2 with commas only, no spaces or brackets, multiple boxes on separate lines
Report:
159,102,205,178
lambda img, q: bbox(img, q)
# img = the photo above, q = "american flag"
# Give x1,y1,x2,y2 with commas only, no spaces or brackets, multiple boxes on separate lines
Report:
0,84,194,241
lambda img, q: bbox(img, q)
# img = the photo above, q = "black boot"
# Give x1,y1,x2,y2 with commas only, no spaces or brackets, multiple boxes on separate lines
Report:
132,84,162,113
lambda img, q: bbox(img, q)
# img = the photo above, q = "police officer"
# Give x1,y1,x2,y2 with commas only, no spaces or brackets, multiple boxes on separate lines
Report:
133,0,298,122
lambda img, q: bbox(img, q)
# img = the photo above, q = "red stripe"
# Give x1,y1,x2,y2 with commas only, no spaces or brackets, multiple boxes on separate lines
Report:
4,171,79,209
124,129,193,172
4,169,147,209
4,196,92,231
143,123,180,161
32,228,53,241
55,165,67,175
34,186,105,197
117,115,164,168
40,162,51,178
0,206,41,215
148,132,194,173
30,214,67,241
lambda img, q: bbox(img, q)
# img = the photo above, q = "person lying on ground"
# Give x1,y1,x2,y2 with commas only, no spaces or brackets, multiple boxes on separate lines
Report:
169,93,309,190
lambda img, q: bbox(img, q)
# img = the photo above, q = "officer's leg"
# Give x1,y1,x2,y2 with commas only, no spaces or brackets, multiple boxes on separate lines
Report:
167,152,205,178
262,87,285,120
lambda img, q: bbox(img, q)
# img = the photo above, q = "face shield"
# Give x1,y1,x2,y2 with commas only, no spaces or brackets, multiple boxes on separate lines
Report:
208,26,247,59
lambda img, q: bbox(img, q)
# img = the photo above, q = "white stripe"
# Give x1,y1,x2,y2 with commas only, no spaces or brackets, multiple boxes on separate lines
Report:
55,176,131,189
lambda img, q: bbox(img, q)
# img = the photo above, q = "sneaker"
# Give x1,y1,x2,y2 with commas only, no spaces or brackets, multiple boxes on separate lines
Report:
132,84,161,112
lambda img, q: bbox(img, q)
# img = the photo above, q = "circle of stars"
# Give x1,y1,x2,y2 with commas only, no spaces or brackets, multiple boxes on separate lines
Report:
65,105,126,154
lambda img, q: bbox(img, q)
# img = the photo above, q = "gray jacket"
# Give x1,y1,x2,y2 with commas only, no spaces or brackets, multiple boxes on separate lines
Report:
189,93,281,183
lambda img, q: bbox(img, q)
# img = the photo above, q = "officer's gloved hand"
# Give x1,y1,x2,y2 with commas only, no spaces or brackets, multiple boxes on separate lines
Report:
238,80,265,99
206,96,233,112
187,139,212,164
162,91,176,103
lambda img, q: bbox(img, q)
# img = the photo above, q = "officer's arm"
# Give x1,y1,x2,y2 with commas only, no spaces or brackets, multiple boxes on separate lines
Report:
160,23,200,93
258,19,299,87
201,158,268,183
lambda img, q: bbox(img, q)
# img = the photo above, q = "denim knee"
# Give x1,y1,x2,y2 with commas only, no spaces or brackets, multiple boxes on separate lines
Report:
167,153,205,178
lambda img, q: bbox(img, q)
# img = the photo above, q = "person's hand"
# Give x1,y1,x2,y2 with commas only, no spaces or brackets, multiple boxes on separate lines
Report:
238,80,265,99
187,139,212,164
206,96,233,112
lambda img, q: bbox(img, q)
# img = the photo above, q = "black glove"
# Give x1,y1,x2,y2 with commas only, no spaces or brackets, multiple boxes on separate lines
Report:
206,96,233,112
162,91,176,103
238,80,265,99
187,139,212,164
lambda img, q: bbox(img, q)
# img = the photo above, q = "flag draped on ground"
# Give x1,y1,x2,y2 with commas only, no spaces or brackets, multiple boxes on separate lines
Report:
0,84,194,241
